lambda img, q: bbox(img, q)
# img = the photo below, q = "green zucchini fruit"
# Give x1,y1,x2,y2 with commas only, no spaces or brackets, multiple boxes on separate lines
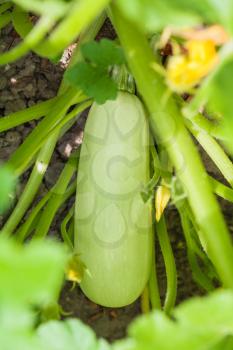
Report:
74,91,153,307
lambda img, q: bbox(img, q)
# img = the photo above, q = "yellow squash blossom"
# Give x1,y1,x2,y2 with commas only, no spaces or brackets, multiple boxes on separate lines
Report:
166,39,219,92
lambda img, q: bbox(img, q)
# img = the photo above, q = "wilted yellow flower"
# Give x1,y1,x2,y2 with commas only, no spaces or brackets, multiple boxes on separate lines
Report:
66,254,88,283
155,184,171,222
166,39,218,92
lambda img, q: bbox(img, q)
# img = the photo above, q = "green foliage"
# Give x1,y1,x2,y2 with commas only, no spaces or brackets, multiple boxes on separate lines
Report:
81,39,125,67
65,39,125,104
38,319,110,350
0,237,67,350
0,239,67,305
116,0,233,35
116,0,216,32
114,290,233,350
0,232,232,350
0,237,110,350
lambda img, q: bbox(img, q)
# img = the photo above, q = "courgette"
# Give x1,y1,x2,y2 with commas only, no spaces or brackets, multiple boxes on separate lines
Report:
74,91,152,307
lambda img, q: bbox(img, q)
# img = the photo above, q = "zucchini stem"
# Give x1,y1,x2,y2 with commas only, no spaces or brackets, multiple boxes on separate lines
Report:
148,232,161,310
156,215,177,313
140,286,150,313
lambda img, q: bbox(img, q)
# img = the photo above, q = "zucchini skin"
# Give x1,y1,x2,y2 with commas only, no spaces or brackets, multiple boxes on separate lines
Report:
74,91,152,307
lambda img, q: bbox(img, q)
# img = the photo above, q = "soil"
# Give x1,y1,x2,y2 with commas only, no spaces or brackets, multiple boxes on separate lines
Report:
1,20,233,342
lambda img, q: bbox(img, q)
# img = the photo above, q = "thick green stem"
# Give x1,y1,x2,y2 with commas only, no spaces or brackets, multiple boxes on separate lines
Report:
111,4,233,288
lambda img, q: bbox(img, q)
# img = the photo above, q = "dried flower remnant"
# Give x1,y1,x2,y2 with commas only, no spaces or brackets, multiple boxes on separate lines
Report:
155,183,171,222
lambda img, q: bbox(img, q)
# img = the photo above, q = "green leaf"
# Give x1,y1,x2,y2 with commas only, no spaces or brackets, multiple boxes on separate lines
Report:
0,238,68,350
0,238,67,305
127,312,210,350
174,290,233,334
81,39,125,68
117,0,233,34
65,62,118,104
114,290,233,350
38,319,102,350
209,335,233,350
0,165,16,214
65,39,125,104
116,0,218,32
0,304,41,350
